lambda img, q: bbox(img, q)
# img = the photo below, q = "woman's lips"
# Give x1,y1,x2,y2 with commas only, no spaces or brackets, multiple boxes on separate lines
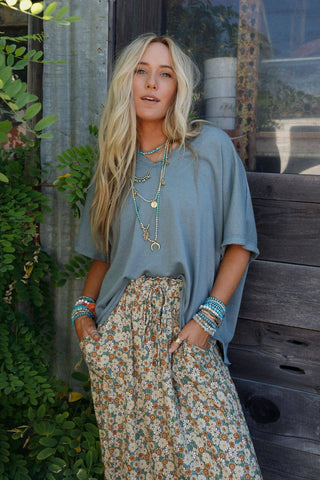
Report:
141,96,160,102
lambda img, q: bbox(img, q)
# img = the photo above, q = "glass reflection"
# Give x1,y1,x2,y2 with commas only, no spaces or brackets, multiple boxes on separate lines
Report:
166,0,320,174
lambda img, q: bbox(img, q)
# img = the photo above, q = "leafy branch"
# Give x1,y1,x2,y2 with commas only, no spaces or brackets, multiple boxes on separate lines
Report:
0,1,81,25
0,0,82,181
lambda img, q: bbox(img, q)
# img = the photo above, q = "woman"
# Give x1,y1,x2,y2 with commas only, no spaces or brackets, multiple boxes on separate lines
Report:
73,33,262,479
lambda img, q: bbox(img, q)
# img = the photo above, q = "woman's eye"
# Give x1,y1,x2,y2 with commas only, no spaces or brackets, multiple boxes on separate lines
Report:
161,72,172,78
135,68,146,75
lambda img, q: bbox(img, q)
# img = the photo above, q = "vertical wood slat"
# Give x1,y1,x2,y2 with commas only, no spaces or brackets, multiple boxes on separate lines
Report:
115,0,163,54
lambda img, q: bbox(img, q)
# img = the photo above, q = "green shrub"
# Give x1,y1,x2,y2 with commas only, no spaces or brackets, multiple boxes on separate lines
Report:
0,137,102,478
0,4,103,477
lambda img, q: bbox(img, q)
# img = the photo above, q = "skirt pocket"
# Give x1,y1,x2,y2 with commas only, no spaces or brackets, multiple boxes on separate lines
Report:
79,334,105,378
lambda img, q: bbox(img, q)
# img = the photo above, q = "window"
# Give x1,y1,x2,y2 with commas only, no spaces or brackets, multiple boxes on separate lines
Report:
165,0,320,174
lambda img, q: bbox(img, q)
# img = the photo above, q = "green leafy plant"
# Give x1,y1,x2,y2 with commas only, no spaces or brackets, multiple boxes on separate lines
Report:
0,3,103,478
54,125,98,217
0,1,81,154
0,137,101,479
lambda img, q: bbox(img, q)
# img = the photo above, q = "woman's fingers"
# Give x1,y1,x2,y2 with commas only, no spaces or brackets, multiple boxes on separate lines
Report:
168,330,187,353
168,319,211,353
88,328,101,342
74,315,100,342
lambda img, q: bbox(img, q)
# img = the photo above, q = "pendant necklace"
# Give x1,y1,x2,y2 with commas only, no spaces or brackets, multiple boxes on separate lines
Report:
131,140,170,251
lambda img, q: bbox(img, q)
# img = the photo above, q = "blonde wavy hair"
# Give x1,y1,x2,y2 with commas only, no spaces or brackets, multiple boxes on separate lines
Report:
90,33,201,255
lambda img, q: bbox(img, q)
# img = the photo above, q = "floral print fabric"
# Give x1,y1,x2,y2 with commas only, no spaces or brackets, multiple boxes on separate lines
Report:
80,276,262,480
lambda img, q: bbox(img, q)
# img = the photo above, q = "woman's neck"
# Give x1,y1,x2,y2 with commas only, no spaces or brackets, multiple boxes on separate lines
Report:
136,121,166,153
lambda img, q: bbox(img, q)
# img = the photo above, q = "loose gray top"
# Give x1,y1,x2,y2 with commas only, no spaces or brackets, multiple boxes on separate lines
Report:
75,124,259,363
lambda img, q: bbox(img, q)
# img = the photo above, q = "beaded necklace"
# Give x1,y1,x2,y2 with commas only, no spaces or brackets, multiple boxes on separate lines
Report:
131,141,169,251
138,141,165,156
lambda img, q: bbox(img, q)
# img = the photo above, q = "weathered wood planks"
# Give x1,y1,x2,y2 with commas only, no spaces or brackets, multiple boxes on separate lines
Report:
253,439,320,480
236,172,320,478
239,260,320,330
252,198,320,266
247,172,320,203
229,319,320,394
247,173,320,266
233,378,320,455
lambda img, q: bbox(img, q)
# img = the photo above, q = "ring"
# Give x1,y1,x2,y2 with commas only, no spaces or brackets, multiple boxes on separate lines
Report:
89,328,99,335
174,336,183,345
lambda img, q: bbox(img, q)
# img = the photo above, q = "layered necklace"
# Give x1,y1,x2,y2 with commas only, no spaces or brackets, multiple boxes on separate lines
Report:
131,140,169,251
132,141,166,184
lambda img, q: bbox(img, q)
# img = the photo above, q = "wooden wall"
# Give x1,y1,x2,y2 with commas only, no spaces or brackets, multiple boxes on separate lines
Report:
229,172,320,480
114,0,163,54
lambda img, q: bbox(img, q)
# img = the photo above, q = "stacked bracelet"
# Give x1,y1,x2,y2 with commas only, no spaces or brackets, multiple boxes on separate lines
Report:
194,313,217,336
193,296,226,336
71,295,96,326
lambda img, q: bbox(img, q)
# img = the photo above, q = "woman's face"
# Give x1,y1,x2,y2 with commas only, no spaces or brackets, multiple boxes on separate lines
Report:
133,42,177,126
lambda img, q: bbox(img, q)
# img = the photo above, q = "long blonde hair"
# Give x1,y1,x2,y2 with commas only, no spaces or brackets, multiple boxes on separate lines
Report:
90,33,201,254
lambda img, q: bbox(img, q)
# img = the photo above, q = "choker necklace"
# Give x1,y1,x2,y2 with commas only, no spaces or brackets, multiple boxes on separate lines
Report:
138,142,165,156
131,140,170,251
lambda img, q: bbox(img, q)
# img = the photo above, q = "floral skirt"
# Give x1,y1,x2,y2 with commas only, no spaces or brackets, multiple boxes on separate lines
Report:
80,276,262,480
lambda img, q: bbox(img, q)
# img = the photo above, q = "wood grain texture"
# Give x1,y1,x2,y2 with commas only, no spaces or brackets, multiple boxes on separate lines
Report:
240,260,320,330
233,378,320,455
260,469,304,480
252,198,320,266
115,0,163,53
253,439,320,480
229,319,320,393
247,172,320,203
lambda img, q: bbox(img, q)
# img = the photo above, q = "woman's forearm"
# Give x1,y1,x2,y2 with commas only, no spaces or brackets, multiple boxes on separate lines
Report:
74,259,110,342
82,259,110,300
210,244,250,305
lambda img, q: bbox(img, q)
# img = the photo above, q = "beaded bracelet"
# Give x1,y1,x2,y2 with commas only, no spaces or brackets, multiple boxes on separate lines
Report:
71,296,96,326
206,297,226,316
207,296,225,308
204,301,224,317
72,310,95,326
205,304,224,319
202,297,225,320
200,306,222,326
199,309,221,328
193,296,226,337
193,313,216,336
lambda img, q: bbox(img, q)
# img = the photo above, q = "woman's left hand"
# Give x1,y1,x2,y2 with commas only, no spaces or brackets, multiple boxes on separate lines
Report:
168,319,211,354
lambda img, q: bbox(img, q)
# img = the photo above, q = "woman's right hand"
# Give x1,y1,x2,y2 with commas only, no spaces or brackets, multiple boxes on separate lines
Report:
74,315,101,342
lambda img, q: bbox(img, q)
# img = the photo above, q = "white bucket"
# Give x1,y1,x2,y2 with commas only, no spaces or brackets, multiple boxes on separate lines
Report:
204,57,237,129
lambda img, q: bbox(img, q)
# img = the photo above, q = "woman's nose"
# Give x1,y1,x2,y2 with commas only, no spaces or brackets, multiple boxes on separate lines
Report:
146,74,157,89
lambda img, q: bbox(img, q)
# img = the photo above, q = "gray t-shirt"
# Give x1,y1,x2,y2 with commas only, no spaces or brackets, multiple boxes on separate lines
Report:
75,124,259,363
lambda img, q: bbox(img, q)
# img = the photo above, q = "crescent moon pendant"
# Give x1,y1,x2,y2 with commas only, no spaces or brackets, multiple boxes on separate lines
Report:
150,241,161,251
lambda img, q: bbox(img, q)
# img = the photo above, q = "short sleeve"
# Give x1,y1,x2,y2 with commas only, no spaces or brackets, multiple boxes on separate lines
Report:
220,138,259,260
74,183,108,262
